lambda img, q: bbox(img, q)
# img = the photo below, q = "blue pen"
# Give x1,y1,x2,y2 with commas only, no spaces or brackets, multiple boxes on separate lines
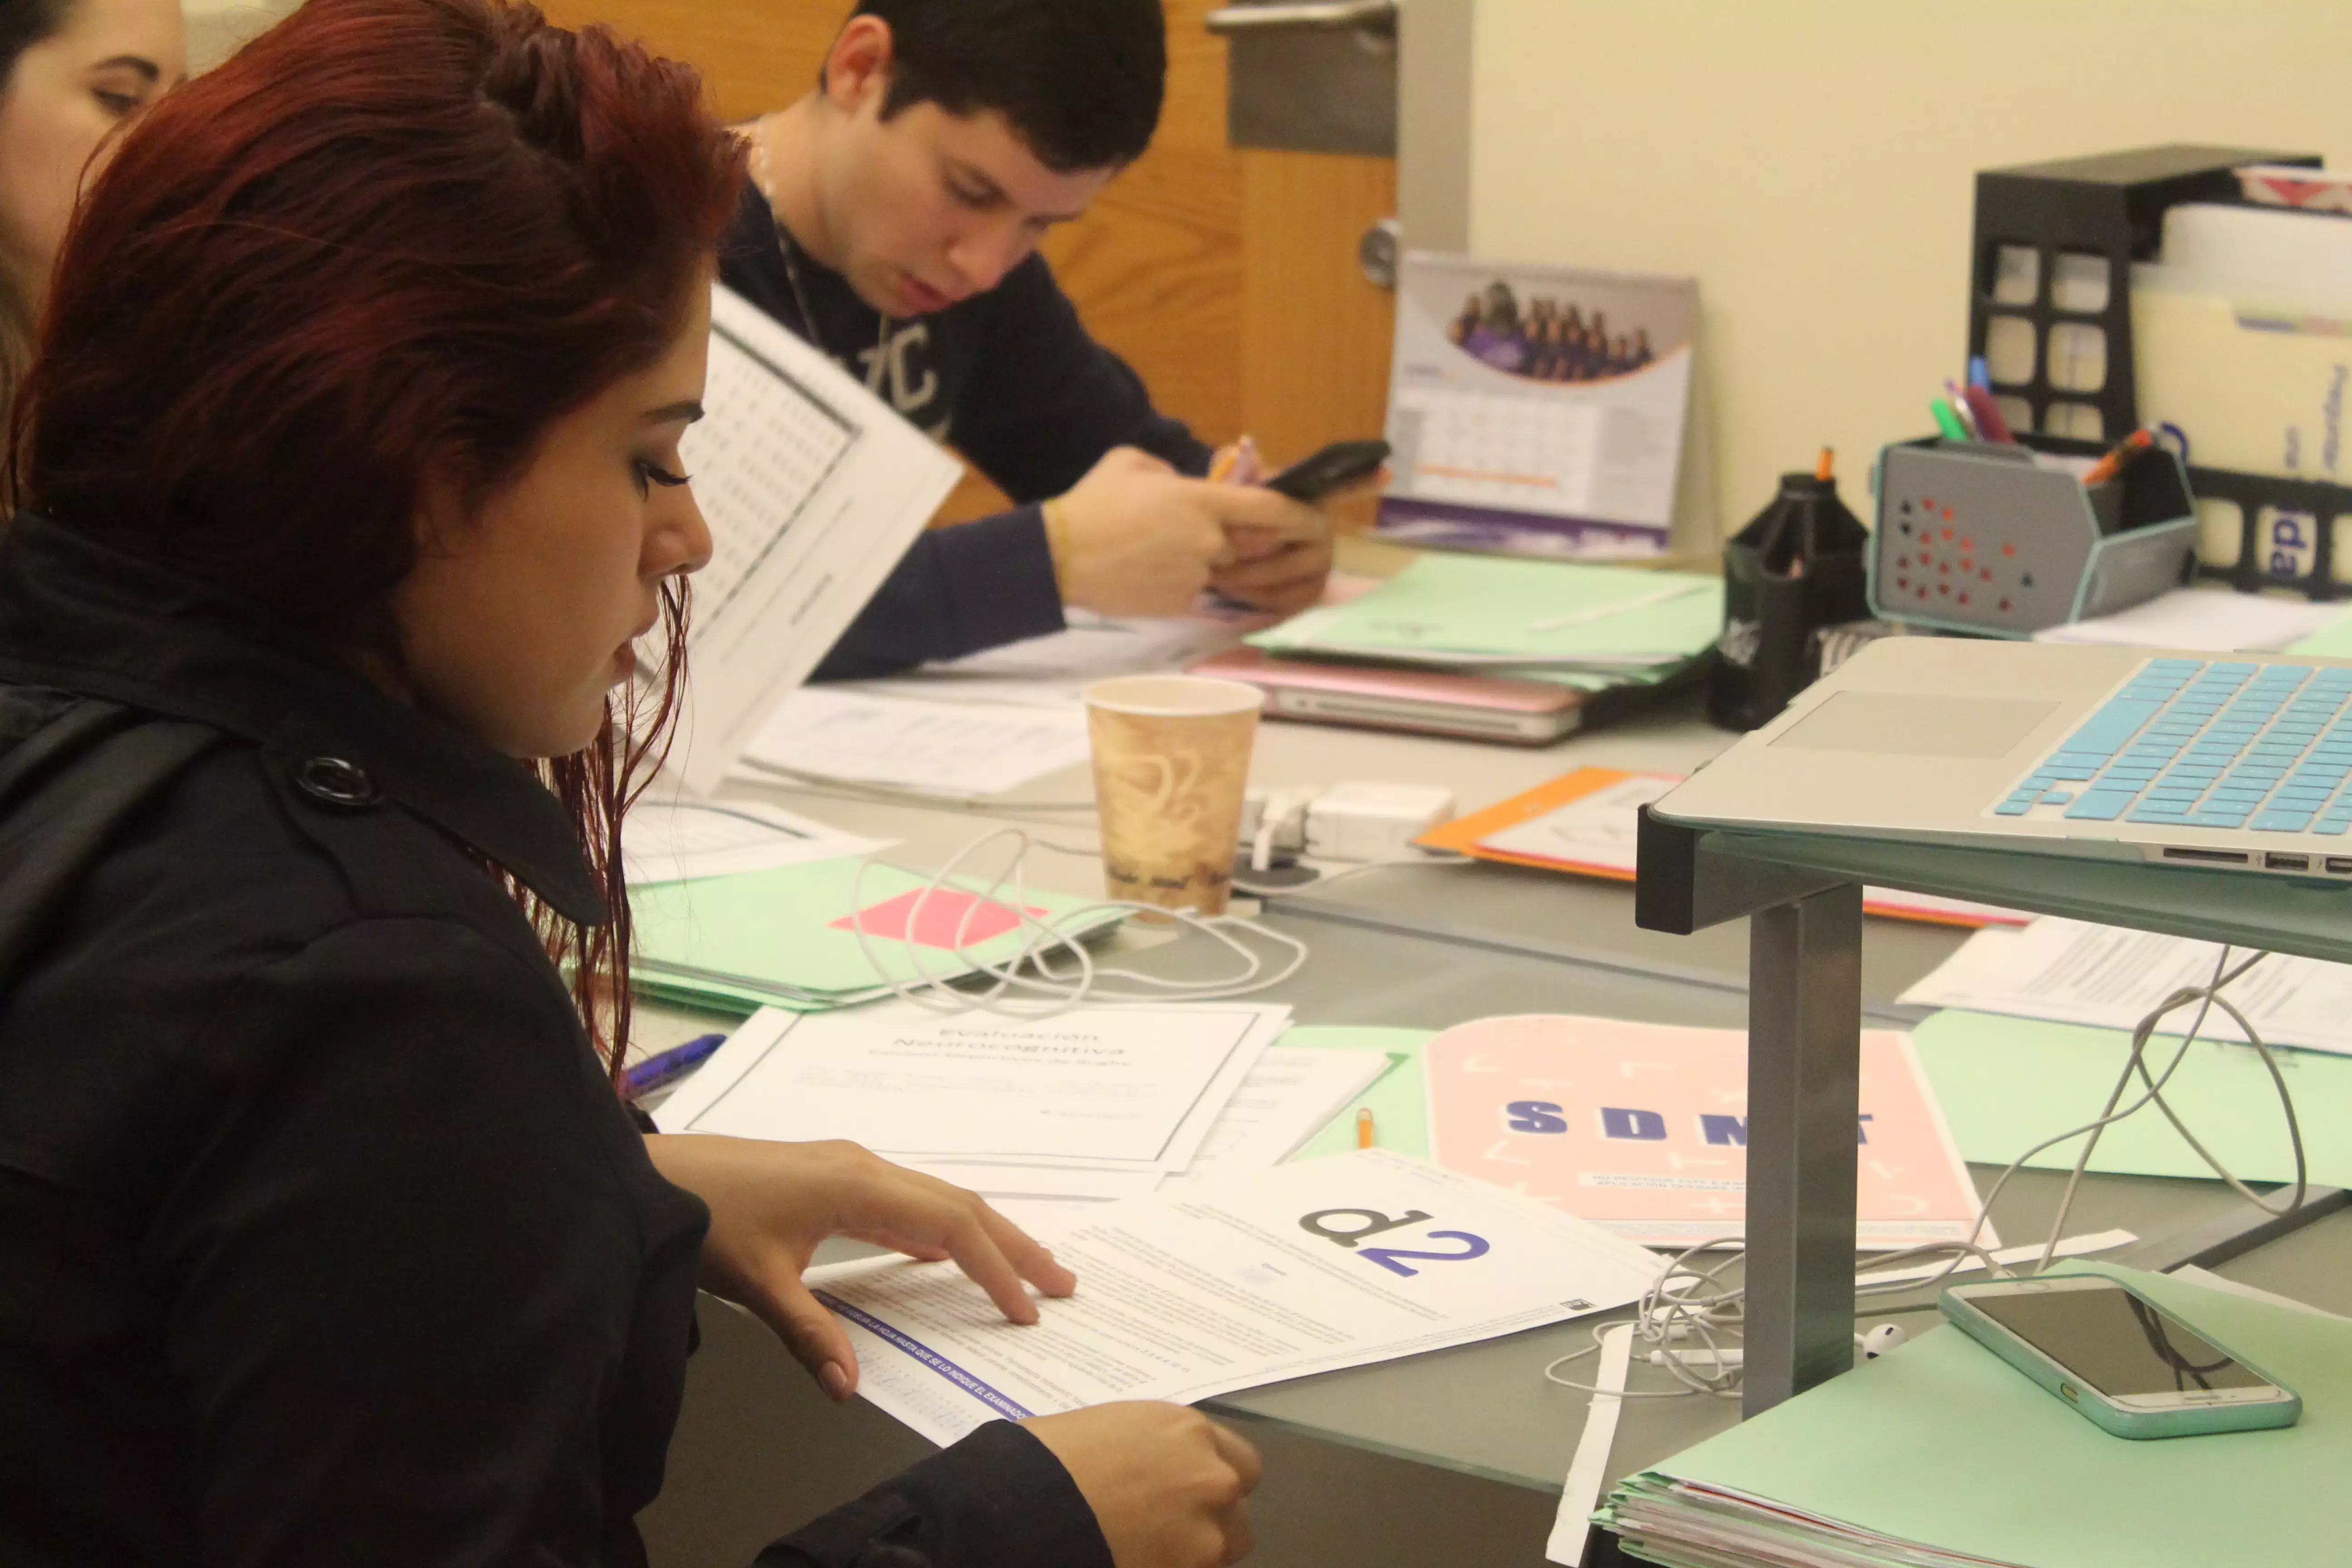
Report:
1968,354,1992,391
624,1031,727,1096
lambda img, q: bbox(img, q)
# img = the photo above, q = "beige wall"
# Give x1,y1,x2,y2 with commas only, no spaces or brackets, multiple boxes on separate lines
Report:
1465,0,2352,546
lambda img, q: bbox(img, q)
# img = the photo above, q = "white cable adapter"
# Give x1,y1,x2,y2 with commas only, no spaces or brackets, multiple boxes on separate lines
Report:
1303,782,1456,862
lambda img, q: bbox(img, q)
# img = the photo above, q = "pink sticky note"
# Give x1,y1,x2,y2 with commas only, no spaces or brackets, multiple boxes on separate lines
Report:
830,888,1043,950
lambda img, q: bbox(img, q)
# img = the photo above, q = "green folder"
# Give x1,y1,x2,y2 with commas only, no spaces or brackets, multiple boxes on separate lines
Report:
1911,1009,2352,1188
1247,555,1722,669
1602,1261,2352,1567
1284,1025,1440,1160
629,857,1128,1014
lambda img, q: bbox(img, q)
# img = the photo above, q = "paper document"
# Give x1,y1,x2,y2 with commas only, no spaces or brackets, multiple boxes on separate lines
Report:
668,284,962,793
654,1002,1287,1171
621,797,885,885
1422,1014,1988,1249
1901,916,2352,1056
2031,587,2345,653
1164,1046,1390,1184
1445,768,2025,928
736,687,1093,797
808,1149,1662,1445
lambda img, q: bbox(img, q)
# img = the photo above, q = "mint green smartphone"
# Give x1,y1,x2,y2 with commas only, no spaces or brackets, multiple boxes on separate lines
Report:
1940,1274,2300,1439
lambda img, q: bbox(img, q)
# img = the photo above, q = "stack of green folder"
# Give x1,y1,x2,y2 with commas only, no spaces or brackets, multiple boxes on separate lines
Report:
1600,1261,2351,1567
629,856,1128,1015
1246,554,1722,691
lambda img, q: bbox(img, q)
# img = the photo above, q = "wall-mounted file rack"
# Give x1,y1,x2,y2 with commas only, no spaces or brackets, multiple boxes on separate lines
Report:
1965,145,2352,601
1868,435,2196,637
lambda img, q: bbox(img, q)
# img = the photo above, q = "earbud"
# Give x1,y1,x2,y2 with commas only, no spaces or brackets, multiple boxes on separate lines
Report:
1860,1323,1908,1360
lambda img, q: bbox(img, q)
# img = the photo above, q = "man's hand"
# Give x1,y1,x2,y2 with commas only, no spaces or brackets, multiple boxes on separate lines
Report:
1208,528,1334,615
1050,447,1324,618
1023,1403,1261,1568
643,1134,1074,1400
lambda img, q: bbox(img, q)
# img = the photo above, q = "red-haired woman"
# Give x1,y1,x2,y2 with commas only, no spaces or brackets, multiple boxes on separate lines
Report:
0,2,1257,1566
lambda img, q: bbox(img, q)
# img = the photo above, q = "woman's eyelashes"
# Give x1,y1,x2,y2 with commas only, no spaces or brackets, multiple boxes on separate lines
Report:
632,457,690,495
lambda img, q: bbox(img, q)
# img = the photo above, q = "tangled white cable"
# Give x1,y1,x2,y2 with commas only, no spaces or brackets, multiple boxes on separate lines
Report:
842,826,1308,1018
1539,940,2308,1400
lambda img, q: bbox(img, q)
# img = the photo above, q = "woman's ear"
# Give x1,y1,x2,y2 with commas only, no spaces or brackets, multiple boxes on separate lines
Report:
409,459,470,562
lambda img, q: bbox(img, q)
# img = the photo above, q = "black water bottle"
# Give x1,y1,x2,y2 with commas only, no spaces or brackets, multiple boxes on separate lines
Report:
1708,459,1869,731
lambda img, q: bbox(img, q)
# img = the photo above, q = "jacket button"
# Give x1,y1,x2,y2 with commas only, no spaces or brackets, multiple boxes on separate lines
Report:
294,755,379,809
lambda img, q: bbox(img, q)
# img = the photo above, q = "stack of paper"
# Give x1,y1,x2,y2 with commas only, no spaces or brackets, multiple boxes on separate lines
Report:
653,1003,1386,1225
1247,554,1721,681
622,798,887,885
1598,1262,2352,1567
805,1150,1666,1446
731,686,1095,798
628,858,1127,1013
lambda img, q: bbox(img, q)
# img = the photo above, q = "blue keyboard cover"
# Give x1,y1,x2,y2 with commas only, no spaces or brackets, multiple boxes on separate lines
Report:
1994,658,2352,836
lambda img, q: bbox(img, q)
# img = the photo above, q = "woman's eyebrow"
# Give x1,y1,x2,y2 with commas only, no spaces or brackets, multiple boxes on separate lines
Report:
93,55,161,81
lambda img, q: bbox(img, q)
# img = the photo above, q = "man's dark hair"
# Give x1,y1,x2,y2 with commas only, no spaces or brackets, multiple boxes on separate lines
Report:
850,0,1166,172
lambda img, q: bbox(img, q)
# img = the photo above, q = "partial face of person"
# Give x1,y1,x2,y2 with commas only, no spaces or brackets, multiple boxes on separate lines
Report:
392,280,715,759
817,29,1116,316
0,0,184,293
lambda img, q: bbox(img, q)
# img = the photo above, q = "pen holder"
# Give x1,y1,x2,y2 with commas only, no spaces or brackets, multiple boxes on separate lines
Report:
1867,436,2196,637
1708,470,1869,731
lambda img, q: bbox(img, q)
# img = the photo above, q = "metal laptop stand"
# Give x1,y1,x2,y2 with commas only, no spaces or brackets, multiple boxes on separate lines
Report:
1635,807,2352,1416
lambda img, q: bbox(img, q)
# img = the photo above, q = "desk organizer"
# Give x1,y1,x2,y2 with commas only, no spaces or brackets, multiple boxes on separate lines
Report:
1867,436,2195,637
1966,144,2352,600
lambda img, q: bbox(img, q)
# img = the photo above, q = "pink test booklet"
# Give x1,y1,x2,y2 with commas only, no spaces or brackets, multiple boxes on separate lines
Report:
1423,1014,1989,1250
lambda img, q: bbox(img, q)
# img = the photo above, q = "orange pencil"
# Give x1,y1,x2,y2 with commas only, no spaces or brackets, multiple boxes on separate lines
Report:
2082,428,2151,486
1355,1107,1376,1149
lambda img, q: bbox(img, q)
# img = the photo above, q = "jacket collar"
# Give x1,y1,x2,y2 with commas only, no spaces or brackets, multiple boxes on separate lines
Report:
0,512,607,925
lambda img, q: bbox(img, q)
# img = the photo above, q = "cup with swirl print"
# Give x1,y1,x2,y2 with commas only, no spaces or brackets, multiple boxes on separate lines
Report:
1082,675,1263,916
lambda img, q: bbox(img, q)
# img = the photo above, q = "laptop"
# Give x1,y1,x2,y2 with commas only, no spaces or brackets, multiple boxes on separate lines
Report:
1651,636,2352,880
1189,647,1705,745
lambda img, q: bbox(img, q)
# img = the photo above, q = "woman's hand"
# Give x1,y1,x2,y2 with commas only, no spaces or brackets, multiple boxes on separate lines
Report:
643,1133,1076,1400
1023,1403,1261,1568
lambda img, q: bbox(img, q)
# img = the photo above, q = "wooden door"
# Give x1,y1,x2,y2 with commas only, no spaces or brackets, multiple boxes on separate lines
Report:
539,0,1395,525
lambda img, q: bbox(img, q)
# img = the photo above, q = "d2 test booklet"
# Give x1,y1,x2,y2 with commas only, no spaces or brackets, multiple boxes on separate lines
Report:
806,1149,1662,1446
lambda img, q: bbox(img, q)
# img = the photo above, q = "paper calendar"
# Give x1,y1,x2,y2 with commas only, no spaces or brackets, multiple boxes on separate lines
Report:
1378,253,1697,560
666,284,961,792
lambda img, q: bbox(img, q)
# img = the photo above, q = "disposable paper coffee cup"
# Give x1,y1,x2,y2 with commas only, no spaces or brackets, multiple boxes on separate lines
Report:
1083,675,1263,916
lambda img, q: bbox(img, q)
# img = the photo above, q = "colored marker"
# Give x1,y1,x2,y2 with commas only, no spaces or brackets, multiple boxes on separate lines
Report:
623,1031,726,1096
1960,382,2016,444
1356,1106,1377,1149
1815,446,1834,482
1930,397,1970,442
1968,354,1993,391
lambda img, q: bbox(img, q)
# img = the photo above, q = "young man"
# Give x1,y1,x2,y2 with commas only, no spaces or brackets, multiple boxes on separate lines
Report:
725,0,1335,680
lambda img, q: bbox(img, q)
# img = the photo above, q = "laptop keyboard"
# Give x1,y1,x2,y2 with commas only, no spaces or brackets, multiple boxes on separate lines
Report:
1995,657,2352,834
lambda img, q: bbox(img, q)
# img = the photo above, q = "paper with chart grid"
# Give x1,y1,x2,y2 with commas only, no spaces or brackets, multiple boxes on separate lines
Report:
665,283,960,791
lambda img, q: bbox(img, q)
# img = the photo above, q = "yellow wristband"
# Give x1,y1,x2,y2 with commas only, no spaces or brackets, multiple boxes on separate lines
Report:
1041,496,1073,598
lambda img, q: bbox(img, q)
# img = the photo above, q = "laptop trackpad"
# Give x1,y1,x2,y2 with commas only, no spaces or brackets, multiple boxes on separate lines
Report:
1769,691,2059,760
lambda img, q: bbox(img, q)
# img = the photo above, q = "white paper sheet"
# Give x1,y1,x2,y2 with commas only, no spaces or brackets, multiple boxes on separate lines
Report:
1478,772,2026,927
655,1002,1288,1170
620,798,886,885
666,285,963,793
1548,1323,1634,1567
735,687,1094,797
2031,587,2345,653
1162,1046,1389,1184
808,1149,1663,1445
1899,916,2352,1056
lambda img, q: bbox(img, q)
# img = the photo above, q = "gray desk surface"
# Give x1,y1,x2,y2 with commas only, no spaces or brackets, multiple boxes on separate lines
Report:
640,699,2352,1549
